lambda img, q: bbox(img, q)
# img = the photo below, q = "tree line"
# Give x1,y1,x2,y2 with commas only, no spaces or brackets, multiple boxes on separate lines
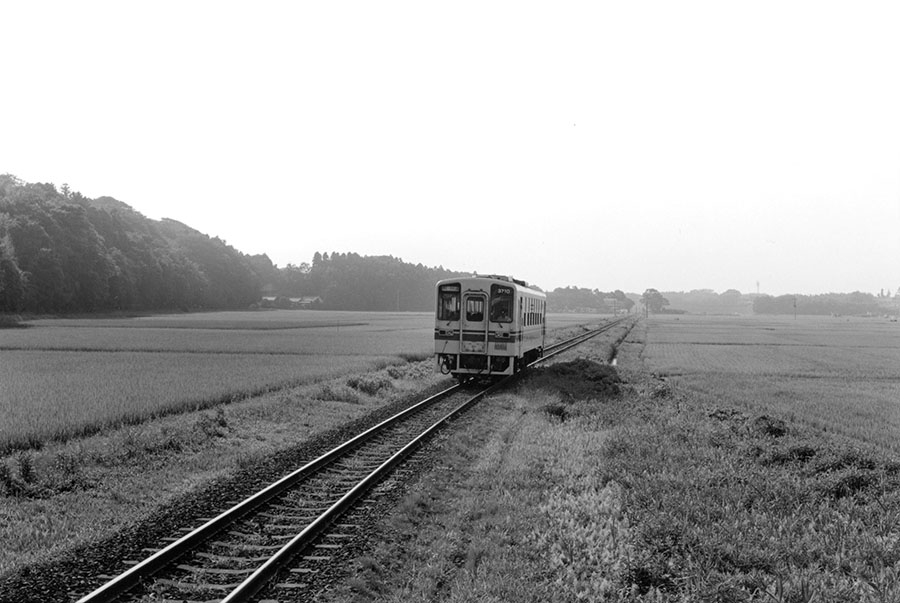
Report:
0,175,469,314
637,288,892,316
545,286,635,314
261,251,467,311
15,174,883,318
752,292,885,316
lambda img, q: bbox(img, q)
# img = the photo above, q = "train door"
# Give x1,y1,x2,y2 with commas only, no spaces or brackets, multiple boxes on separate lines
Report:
461,292,488,356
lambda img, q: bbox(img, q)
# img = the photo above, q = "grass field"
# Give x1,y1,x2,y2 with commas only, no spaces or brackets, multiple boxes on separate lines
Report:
0,310,610,453
324,315,900,602
0,310,438,453
640,314,900,454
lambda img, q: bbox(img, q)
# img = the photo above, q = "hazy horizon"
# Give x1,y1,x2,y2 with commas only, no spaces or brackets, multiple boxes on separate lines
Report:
3,2,898,298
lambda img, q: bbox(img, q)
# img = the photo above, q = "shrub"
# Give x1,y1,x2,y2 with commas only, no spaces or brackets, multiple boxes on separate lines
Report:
751,414,788,437
195,408,229,438
762,443,819,466
526,359,621,400
310,383,361,404
541,403,569,421
346,375,394,396
398,352,431,363
0,463,25,497
0,315,28,329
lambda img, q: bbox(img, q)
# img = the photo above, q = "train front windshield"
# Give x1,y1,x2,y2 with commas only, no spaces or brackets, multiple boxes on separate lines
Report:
490,284,513,322
438,284,460,321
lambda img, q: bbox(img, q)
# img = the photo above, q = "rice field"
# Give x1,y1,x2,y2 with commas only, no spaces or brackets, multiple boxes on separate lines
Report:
0,309,605,453
0,310,434,452
641,314,900,453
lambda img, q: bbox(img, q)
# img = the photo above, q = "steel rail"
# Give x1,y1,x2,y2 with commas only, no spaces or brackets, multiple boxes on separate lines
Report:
221,377,511,602
75,382,463,603
538,316,631,363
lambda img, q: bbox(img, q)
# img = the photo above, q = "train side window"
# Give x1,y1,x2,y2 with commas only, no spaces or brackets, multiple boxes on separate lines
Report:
438,284,460,321
466,298,484,322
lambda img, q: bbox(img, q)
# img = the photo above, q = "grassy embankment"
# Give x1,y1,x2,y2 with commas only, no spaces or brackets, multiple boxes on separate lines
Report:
324,316,900,602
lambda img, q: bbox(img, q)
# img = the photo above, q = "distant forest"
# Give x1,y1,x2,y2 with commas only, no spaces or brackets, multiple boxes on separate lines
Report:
0,175,465,314
752,292,890,317
654,289,895,317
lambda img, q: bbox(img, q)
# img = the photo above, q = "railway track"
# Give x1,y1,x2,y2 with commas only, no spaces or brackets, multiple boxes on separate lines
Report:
74,317,632,603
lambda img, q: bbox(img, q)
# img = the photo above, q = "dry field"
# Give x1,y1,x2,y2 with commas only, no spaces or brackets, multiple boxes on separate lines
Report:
640,314,900,454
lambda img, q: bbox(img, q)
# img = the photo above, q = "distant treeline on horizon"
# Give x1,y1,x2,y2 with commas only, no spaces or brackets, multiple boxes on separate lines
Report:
1,175,895,317
650,289,895,317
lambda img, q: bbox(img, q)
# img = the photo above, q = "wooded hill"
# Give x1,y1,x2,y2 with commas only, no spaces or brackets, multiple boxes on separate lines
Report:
0,175,466,314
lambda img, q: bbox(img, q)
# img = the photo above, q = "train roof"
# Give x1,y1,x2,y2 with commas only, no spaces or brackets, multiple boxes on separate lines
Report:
436,274,545,296
475,274,529,287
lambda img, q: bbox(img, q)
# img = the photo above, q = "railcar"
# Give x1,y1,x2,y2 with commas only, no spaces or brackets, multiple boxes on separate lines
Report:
434,275,546,380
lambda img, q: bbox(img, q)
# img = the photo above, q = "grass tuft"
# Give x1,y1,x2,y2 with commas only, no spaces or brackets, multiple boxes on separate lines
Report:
526,358,621,400
752,414,788,437
398,351,432,363
346,375,394,396
309,383,362,404
194,408,229,438
541,403,569,421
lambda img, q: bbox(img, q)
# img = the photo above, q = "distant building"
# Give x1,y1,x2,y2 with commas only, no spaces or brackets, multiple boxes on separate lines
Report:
259,295,322,309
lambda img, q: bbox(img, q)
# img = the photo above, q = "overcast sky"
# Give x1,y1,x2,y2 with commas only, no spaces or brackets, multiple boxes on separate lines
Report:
3,1,898,296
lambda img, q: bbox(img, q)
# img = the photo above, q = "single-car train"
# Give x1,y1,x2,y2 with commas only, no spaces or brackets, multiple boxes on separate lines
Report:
434,275,546,380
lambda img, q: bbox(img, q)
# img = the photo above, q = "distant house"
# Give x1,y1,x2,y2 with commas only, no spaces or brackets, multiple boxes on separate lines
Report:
259,295,323,309
295,296,323,308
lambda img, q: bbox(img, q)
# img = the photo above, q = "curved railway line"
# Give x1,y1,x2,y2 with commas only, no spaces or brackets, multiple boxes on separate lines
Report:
74,317,633,603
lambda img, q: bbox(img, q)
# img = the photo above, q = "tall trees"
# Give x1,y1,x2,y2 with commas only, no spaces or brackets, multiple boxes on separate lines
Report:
0,238,24,312
299,252,464,311
546,286,635,313
641,288,670,313
0,175,266,313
